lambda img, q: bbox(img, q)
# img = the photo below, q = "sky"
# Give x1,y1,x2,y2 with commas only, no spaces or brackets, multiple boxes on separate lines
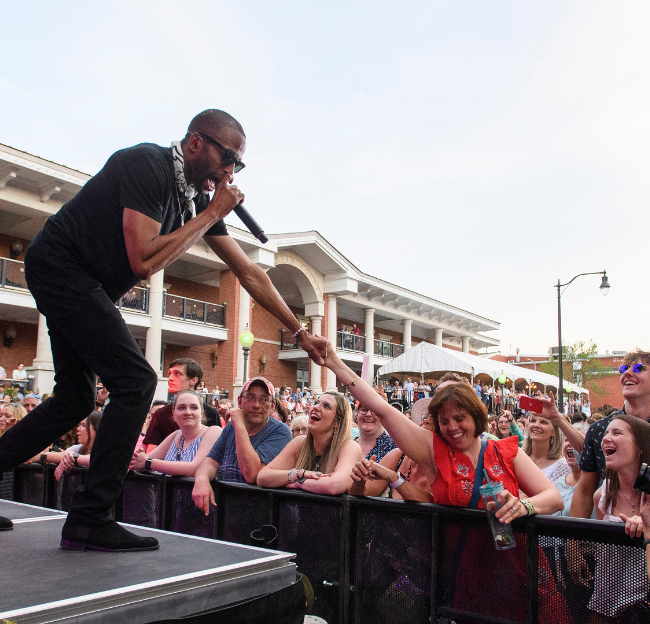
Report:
2,1,648,356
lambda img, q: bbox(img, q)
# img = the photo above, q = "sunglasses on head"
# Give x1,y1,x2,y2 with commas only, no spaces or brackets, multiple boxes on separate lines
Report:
619,363,646,374
197,132,246,173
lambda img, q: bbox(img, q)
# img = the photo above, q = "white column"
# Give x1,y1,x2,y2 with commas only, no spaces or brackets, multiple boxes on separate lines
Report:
145,270,164,376
402,319,413,351
462,336,470,353
233,287,252,403
364,308,375,386
326,296,338,392
434,328,443,347
29,313,55,395
309,315,323,393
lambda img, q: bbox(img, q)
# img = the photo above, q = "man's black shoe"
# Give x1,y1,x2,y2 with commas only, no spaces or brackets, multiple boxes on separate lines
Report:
61,519,159,552
0,515,13,531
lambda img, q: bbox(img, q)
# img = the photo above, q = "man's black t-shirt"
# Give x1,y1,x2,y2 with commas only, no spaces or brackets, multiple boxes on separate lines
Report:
33,143,227,302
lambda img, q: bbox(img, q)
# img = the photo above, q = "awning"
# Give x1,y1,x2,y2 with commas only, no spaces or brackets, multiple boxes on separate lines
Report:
377,342,588,395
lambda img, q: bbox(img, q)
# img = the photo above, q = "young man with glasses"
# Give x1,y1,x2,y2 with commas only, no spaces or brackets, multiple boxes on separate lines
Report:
570,350,650,518
0,109,325,547
192,377,291,515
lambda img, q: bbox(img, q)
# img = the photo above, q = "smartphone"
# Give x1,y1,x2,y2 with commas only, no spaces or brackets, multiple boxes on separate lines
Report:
519,395,543,413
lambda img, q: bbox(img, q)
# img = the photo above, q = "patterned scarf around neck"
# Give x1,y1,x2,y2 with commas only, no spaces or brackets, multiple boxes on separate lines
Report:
171,141,197,225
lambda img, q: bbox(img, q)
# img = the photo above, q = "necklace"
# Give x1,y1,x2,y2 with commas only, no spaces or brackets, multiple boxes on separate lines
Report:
619,489,640,513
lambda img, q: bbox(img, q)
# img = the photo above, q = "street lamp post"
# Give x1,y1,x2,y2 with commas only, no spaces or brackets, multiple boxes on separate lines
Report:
556,271,610,412
239,324,255,384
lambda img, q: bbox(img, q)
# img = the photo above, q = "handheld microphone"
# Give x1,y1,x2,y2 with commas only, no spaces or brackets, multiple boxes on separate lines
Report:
233,203,268,244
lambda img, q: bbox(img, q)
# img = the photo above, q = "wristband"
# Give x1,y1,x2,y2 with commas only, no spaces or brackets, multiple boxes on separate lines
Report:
390,473,406,489
95,401,104,408
72,452,80,466
519,498,535,516
643,538,650,548
296,469,307,484
145,457,153,471
40,453,47,464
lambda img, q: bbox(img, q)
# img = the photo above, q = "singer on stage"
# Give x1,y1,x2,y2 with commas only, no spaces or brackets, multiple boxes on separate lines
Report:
0,109,326,551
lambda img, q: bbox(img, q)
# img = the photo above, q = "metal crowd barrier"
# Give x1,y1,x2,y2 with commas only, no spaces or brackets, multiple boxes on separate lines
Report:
5,464,648,624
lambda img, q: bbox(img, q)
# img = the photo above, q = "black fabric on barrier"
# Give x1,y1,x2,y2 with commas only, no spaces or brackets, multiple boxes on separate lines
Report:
148,573,306,624
121,476,164,528
172,480,218,538
354,503,432,624
0,469,14,500
277,498,343,624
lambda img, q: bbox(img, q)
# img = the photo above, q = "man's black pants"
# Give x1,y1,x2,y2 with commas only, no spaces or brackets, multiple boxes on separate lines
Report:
0,236,157,526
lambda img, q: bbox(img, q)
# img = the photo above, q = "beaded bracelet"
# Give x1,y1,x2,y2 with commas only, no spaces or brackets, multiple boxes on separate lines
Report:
288,468,296,484
292,327,305,339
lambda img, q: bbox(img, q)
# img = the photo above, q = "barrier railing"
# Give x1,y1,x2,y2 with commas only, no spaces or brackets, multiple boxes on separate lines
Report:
280,329,300,350
0,257,28,289
373,339,403,359
337,331,365,353
117,286,148,313
163,294,226,327
5,464,648,624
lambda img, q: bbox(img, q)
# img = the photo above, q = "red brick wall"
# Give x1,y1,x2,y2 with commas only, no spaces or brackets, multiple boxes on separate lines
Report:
0,320,37,377
164,275,220,304
0,234,30,262
250,298,298,391
586,374,623,410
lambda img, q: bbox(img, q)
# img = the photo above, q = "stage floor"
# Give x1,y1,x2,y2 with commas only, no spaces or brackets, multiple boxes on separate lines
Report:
0,500,297,624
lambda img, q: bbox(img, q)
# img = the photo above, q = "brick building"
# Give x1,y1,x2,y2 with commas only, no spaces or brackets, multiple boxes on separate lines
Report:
0,142,500,400
491,350,627,410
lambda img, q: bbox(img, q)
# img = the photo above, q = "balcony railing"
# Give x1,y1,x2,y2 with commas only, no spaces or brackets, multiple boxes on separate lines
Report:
163,294,226,327
337,330,365,353
117,286,148,313
373,338,403,359
280,329,300,350
0,258,27,289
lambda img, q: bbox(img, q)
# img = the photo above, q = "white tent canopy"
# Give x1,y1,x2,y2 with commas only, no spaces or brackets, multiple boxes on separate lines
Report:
377,342,588,395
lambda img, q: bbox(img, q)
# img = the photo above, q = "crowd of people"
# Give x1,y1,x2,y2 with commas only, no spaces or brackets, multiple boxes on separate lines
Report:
3,347,650,618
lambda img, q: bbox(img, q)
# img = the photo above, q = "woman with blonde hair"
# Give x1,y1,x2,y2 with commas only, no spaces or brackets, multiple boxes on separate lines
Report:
257,392,361,495
522,411,570,483
0,404,26,435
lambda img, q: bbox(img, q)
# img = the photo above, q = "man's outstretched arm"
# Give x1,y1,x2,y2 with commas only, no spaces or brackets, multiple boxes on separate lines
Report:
205,234,327,364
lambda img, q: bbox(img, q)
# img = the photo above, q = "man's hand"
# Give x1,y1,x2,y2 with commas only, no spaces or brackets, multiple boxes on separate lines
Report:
300,332,327,366
96,387,109,405
192,477,216,516
204,174,244,222
228,407,245,429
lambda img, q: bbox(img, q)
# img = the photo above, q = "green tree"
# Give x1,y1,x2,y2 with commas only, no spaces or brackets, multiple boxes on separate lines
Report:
541,340,608,398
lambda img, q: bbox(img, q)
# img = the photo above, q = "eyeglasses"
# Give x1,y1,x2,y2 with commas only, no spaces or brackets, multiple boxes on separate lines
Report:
243,394,272,405
198,132,246,173
293,427,309,435
619,363,647,374
357,407,372,414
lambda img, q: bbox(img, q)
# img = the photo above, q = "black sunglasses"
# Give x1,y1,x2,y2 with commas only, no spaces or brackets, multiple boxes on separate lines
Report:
619,363,646,374
197,132,246,173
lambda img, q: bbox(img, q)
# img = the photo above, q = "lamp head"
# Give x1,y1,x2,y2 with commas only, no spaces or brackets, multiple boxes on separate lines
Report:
599,272,610,296
239,325,254,348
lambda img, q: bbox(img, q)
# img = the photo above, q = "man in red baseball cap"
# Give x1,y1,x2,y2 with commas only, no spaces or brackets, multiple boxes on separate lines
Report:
191,377,291,515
